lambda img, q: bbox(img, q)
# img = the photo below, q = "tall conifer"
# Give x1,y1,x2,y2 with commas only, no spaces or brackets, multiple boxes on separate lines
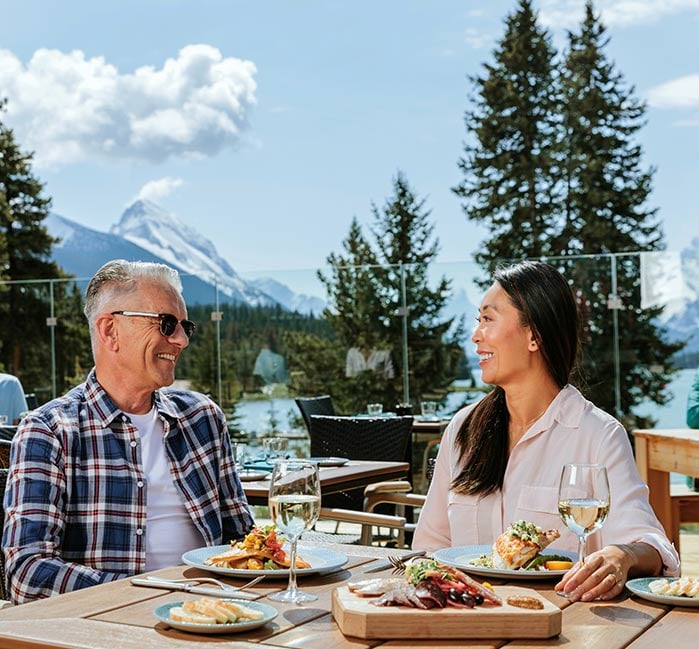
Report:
556,1,680,421
452,1,682,425
452,0,560,273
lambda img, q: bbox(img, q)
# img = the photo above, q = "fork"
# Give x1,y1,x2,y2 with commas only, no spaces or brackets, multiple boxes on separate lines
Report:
144,574,265,592
387,550,427,574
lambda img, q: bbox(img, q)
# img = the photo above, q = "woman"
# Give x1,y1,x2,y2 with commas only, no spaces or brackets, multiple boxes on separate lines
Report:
413,260,679,601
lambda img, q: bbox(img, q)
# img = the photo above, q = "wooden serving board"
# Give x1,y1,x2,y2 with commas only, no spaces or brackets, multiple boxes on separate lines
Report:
332,585,561,639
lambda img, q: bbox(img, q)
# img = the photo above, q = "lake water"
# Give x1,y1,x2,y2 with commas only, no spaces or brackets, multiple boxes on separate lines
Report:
234,367,697,436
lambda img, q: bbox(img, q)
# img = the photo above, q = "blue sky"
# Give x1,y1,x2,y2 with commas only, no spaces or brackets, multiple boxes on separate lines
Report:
1,0,698,273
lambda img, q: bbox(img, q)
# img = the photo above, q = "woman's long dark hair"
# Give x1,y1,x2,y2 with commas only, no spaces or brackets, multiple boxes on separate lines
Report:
451,260,580,495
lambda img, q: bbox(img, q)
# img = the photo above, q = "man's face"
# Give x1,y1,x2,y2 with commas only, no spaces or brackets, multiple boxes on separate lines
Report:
110,280,190,393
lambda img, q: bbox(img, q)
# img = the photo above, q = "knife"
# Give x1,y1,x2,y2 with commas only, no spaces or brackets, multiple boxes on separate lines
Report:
363,550,427,573
130,578,261,600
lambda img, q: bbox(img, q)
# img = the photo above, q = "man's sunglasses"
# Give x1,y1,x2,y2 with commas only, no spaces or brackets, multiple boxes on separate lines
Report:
111,311,196,338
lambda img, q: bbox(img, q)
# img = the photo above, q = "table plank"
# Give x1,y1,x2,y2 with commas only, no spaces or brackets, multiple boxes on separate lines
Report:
0,617,260,648
501,593,669,648
625,607,699,649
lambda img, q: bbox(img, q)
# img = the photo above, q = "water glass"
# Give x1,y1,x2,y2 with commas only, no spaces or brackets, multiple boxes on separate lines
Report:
0,415,7,426
367,403,383,415
420,401,437,418
232,442,248,467
263,437,288,460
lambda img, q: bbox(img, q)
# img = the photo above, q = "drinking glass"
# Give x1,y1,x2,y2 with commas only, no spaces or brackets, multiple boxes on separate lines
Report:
367,403,383,415
267,459,321,604
263,437,287,461
420,401,437,419
232,442,248,468
558,463,610,567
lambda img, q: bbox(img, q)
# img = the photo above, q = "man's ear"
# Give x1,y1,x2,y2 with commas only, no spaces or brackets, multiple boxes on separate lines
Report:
95,314,119,351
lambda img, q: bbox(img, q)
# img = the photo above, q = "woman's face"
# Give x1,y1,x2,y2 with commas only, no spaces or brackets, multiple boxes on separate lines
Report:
471,281,537,388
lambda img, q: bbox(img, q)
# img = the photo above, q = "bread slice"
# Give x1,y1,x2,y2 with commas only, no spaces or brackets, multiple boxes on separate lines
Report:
170,597,265,625
182,599,232,624
217,599,264,620
169,606,218,625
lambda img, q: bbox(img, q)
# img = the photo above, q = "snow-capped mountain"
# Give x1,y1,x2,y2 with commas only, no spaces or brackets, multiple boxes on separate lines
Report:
664,238,699,355
248,277,326,315
111,200,275,306
46,207,277,307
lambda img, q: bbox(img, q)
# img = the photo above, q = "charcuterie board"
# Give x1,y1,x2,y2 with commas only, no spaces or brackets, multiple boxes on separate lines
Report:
332,585,561,639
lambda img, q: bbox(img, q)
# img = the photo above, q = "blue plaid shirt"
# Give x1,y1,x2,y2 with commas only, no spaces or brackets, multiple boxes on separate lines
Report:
2,369,254,603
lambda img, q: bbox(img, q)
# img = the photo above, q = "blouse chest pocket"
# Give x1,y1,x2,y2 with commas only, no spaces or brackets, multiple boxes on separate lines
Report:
515,485,561,531
446,491,482,546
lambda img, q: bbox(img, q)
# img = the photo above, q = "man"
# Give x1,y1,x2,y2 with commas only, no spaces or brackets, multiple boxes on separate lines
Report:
0,372,28,425
2,260,254,603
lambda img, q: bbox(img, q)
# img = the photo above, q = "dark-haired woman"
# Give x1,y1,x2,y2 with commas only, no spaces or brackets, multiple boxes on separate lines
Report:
413,261,679,601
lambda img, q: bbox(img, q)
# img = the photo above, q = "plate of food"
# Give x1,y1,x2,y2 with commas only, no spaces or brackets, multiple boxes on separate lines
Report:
154,597,278,634
432,520,576,580
182,525,349,578
308,456,349,467
626,577,699,607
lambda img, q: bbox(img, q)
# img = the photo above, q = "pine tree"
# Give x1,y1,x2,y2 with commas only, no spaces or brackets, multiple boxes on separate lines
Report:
555,1,681,424
314,171,465,413
452,0,560,275
452,1,682,427
0,101,67,390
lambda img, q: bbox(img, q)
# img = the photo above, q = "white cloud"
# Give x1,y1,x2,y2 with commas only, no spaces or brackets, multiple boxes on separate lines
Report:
538,0,699,30
647,74,699,108
135,177,184,203
464,27,493,49
0,44,257,168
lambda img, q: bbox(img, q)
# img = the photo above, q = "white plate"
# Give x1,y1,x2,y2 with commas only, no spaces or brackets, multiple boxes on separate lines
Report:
626,578,699,607
308,456,349,467
432,545,577,580
154,599,277,634
182,544,349,579
237,470,270,481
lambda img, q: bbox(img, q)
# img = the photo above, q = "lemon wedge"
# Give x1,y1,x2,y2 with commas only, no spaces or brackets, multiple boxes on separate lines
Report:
545,560,573,571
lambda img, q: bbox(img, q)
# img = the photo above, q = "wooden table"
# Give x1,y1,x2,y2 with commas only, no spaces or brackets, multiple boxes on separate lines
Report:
241,460,410,505
0,543,694,648
632,428,699,548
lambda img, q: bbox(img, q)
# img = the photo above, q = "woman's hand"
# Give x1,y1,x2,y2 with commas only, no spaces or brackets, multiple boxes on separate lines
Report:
554,546,629,602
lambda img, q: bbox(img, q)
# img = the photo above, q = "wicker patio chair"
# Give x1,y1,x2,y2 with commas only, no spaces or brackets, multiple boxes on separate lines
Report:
305,414,424,546
0,440,11,469
294,395,336,434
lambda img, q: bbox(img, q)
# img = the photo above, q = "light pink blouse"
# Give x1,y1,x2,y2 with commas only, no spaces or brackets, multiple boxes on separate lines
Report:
413,385,680,576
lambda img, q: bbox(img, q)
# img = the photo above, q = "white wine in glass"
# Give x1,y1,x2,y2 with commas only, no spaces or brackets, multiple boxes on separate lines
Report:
267,459,321,604
558,463,610,568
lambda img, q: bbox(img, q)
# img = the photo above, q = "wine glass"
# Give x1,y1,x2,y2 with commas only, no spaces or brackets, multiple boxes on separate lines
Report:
558,463,610,568
267,459,321,604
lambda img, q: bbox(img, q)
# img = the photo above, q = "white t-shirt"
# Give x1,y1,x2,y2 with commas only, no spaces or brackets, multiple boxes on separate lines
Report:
128,406,203,571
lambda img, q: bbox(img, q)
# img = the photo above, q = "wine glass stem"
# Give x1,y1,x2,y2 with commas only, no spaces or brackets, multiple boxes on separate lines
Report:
578,536,586,564
287,537,299,595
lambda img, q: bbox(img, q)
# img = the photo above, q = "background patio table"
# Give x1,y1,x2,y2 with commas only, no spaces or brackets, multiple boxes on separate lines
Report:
240,459,410,505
